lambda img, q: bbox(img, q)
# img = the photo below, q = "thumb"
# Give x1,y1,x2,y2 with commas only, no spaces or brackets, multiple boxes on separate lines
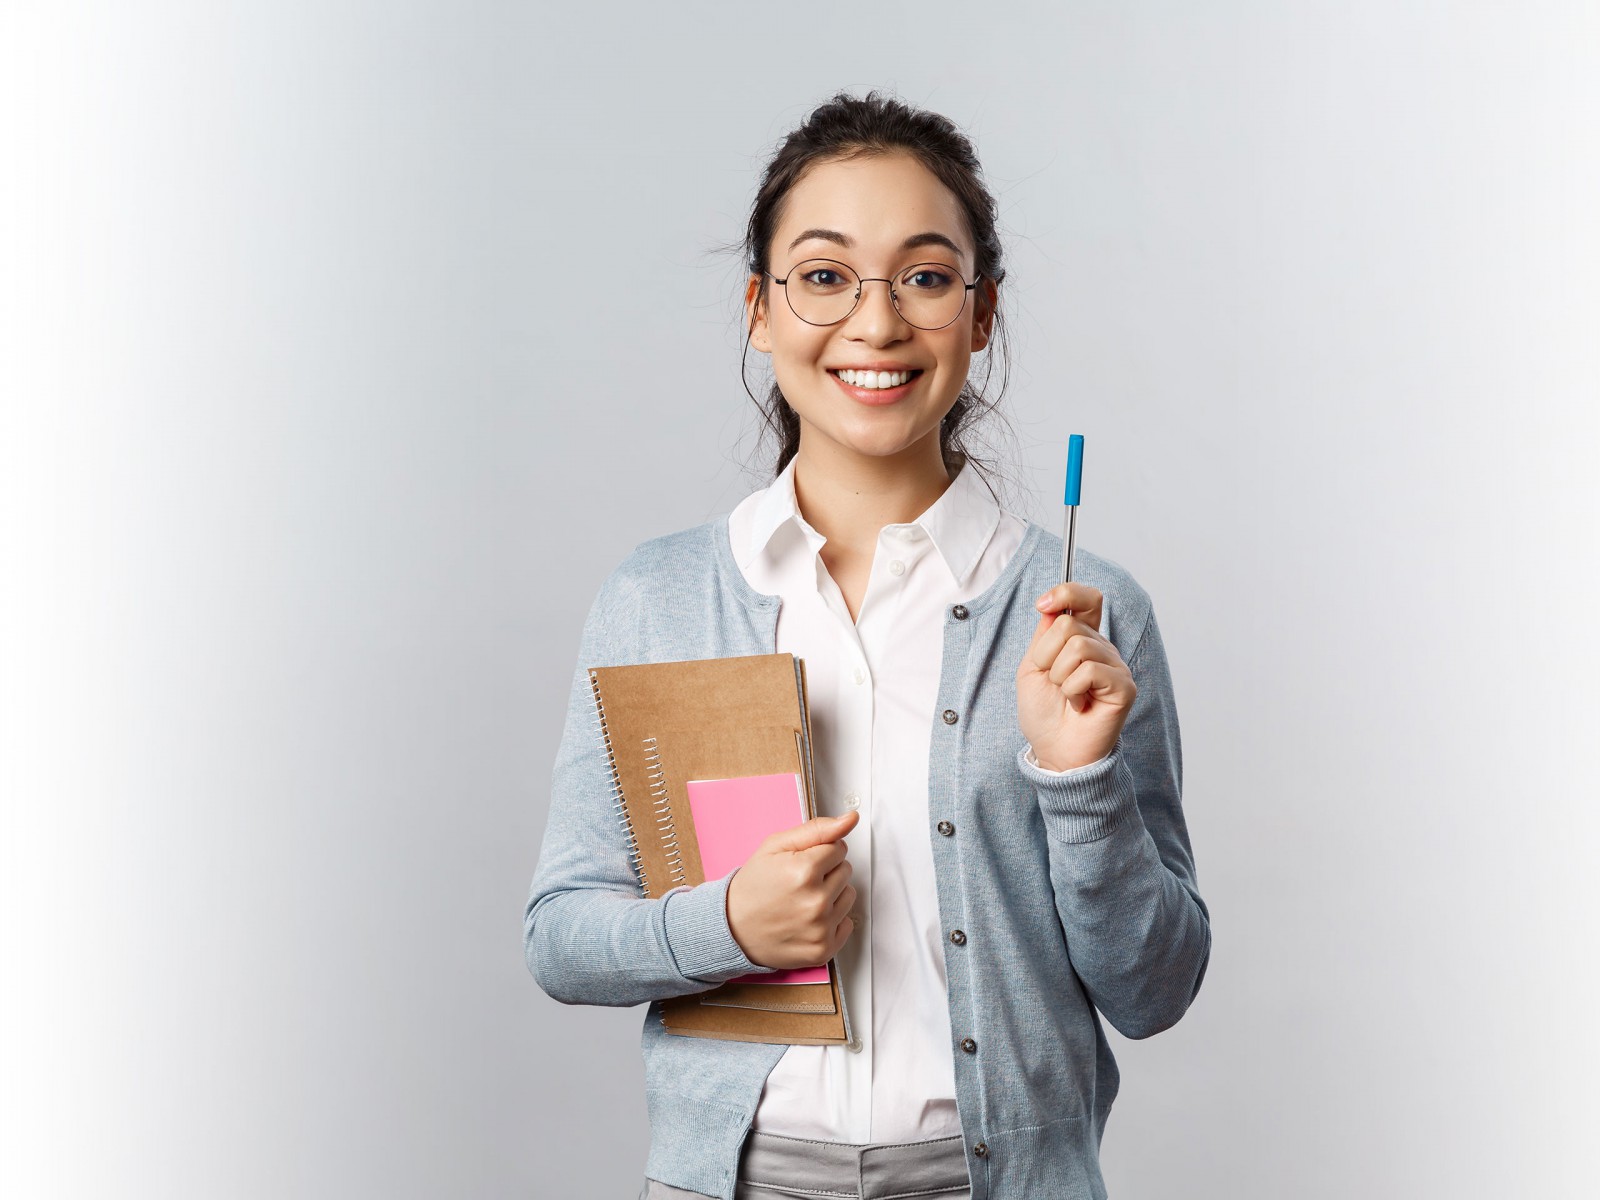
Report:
766,810,859,853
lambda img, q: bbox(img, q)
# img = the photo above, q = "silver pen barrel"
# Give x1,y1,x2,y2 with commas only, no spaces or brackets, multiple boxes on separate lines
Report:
1060,504,1077,586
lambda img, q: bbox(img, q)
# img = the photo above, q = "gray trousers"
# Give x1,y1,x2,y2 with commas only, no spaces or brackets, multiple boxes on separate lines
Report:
640,1130,972,1200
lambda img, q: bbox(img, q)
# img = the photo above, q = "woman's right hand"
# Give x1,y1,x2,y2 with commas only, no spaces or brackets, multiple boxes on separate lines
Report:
725,810,859,969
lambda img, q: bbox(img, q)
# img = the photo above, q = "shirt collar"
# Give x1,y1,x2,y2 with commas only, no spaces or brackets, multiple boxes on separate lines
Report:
910,456,1004,584
737,454,1002,586
740,455,817,569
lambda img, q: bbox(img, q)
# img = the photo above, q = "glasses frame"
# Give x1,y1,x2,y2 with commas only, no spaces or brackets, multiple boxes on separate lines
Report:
764,257,982,331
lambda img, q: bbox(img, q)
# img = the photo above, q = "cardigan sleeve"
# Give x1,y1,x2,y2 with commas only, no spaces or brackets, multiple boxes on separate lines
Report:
1018,601,1212,1039
523,567,777,1007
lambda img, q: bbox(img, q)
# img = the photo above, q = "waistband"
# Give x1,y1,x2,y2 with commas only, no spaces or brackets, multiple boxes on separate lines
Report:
737,1130,971,1199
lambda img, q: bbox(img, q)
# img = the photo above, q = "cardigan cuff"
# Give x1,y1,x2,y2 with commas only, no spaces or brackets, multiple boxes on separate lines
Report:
1018,743,1140,844
662,868,777,983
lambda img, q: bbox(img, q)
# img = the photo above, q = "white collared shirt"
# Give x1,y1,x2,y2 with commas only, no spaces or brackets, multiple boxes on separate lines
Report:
727,455,1092,1145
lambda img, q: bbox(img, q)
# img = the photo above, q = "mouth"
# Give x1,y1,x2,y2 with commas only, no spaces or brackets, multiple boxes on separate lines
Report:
828,367,924,404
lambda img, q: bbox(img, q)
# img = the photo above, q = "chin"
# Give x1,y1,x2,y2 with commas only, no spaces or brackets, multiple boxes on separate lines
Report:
829,427,940,462
790,397,943,455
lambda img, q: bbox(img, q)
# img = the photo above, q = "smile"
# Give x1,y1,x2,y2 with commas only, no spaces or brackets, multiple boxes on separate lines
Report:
828,368,923,404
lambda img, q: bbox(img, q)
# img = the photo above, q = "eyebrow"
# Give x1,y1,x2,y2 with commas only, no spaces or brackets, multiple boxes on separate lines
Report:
786,228,966,259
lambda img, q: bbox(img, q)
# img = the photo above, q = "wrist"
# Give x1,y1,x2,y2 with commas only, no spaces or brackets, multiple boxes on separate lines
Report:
663,870,772,981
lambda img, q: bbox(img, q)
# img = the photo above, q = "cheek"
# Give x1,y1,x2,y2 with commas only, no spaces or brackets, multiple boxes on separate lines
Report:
771,325,830,369
929,335,974,379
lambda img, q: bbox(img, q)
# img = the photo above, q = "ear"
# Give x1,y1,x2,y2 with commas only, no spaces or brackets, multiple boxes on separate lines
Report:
970,277,999,353
745,274,772,353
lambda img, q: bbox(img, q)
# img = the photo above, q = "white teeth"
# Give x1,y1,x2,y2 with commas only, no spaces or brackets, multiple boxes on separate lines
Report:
838,369,914,389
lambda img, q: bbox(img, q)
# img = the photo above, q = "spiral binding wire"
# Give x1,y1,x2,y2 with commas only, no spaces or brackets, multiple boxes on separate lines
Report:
589,670,650,897
642,737,689,889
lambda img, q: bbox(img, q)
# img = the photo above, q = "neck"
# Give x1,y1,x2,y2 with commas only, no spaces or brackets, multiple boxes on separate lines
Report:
790,433,959,552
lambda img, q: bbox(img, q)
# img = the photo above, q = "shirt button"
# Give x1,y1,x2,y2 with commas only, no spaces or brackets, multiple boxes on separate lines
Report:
903,527,922,540
937,820,955,837
973,1142,989,1158
951,604,968,620
949,929,966,945
843,791,860,810
888,560,906,576
853,666,867,685
846,1035,863,1054
960,1037,977,1054
942,709,959,725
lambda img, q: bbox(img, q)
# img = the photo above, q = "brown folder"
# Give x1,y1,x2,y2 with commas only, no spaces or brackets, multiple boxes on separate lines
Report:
587,652,851,1046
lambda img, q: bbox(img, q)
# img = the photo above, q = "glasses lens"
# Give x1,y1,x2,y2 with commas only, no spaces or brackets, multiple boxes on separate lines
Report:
784,259,969,329
785,259,860,325
894,262,968,329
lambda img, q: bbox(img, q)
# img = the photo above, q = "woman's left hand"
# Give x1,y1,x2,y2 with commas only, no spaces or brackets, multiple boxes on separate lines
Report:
1016,582,1137,772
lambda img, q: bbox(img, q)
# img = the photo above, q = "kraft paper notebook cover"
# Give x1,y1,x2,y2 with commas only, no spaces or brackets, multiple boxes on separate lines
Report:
587,652,852,1046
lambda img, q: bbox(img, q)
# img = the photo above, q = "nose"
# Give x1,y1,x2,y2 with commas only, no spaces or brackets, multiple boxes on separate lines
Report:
844,277,912,341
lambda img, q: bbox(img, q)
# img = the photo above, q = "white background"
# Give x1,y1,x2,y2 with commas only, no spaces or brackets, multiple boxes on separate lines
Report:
3,2,1597,1196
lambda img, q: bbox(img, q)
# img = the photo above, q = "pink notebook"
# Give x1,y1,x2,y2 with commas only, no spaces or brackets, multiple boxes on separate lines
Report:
685,772,831,986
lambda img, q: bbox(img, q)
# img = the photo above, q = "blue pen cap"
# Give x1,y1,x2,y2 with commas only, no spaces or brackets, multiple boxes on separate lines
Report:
1063,434,1084,506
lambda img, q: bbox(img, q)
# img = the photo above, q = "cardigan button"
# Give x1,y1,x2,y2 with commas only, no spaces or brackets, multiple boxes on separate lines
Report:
951,604,969,620
949,929,966,945
936,820,955,837
960,1037,977,1054
941,709,959,725
973,1141,989,1158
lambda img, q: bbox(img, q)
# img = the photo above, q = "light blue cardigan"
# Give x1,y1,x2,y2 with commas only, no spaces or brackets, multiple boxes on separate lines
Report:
524,514,1211,1200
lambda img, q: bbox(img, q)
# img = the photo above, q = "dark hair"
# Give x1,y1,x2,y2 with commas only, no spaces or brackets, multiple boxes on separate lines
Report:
716,89,1020,506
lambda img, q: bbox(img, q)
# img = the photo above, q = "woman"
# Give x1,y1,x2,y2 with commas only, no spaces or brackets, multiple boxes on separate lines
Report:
525,90,1211,1200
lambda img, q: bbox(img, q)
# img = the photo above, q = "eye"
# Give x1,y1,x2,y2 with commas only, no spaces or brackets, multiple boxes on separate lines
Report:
903,266,956,290
802,267,845,286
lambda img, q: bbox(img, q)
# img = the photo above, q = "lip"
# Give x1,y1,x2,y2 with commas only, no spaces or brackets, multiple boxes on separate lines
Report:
828,367,923,406
829,361,921,373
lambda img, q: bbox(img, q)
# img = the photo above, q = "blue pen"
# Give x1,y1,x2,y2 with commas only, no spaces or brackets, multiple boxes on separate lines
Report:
1061,434,1083,586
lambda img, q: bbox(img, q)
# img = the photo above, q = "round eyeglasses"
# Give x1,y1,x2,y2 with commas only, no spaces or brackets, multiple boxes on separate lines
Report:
764,258,981,331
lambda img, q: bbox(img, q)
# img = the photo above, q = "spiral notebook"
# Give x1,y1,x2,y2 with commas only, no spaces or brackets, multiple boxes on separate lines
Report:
587,652,852,1046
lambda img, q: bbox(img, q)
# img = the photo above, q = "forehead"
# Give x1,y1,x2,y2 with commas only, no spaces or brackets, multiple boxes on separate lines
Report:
773,150,971,265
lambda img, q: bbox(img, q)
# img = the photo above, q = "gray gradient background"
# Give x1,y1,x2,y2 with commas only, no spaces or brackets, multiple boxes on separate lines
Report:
3,3,1597,1197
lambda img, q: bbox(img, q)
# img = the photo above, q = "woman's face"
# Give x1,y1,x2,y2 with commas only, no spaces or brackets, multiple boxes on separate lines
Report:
746,150,998,470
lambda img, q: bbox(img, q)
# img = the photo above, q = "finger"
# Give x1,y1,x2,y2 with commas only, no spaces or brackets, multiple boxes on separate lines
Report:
799,839,849,879
1034,583,1103,633
821,856,854,903
1060,660,1132,706
766,810,858,853
828,881,858,920
826,883,857,934
1047,633,1119,687
1027,611,1103,673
